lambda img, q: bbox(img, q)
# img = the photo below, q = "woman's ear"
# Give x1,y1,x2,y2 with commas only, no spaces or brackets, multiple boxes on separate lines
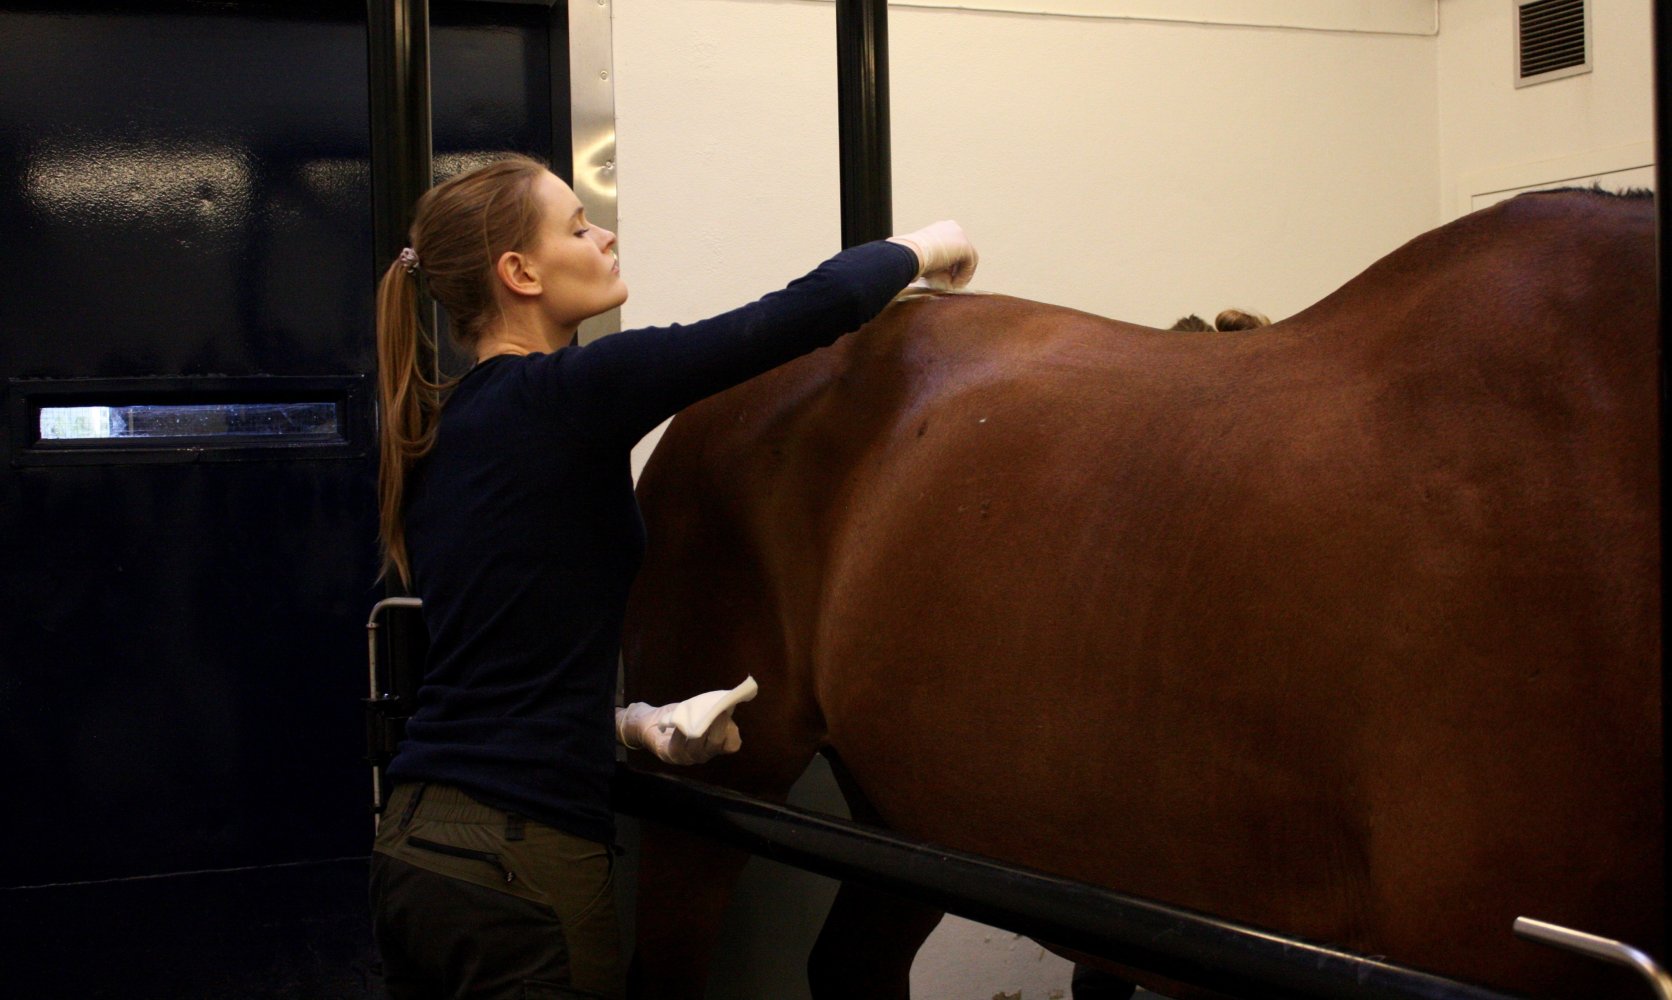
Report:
495,250,543,298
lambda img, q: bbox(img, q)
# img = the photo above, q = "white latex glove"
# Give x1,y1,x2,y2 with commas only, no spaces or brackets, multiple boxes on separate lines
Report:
616,676,759,766
888,220,979,290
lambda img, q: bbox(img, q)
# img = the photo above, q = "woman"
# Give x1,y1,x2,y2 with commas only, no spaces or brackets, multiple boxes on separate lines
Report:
369,153,977,999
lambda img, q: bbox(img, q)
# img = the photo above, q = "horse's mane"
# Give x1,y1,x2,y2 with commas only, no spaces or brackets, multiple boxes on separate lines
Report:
1519,184,1653,201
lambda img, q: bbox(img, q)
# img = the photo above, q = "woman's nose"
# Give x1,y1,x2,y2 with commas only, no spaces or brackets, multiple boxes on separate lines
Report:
591,226,616,252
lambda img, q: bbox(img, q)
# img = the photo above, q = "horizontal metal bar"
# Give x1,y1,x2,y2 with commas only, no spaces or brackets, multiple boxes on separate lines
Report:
613,766,1520,1000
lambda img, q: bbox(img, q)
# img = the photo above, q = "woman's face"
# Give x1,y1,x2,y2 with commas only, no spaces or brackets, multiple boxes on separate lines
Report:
525,170,627,331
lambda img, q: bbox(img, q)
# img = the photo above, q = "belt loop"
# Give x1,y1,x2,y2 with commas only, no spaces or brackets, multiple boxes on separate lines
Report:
398,782,427,831
505,812,525,842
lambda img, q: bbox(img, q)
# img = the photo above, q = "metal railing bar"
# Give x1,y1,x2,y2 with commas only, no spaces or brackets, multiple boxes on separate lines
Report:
613,766,1523,1000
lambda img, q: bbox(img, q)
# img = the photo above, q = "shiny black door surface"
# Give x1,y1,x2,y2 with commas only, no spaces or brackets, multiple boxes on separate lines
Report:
0,2,564,994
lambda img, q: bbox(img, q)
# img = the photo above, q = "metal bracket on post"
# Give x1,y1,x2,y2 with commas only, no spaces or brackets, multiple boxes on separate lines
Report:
365,596,425,828
1515,917,1672,1000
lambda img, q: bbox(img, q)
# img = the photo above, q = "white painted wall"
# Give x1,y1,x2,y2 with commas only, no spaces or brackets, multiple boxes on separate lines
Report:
618,0,1440,481
1438,0,1655,217
608,1,1652,997
613,0,1439,330
883,7,1438,328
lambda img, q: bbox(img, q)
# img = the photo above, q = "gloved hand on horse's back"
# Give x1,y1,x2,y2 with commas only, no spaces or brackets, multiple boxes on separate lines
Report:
890,220,979,290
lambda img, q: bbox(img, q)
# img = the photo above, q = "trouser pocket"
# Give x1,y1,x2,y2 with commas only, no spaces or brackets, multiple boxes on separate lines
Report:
378,817,545,905
407,835,518,886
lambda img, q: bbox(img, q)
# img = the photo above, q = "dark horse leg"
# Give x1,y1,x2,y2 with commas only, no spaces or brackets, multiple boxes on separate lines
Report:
627,721,822,999
627,822,753,1000
806,751,945,1000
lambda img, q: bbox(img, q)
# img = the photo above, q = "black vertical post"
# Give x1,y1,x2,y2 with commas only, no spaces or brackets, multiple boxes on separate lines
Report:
548,5,574,188
1656,0,1670,964
367,0,433,286
367,0,433,602
836,0,892,248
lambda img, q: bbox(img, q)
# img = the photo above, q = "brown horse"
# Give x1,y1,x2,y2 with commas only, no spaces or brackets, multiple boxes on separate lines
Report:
621,190,1662,1000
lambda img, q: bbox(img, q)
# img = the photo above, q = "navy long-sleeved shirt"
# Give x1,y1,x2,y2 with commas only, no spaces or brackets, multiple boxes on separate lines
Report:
387,240,919,845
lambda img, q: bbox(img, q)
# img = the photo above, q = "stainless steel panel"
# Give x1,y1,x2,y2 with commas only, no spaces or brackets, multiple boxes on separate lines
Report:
571,0,619,344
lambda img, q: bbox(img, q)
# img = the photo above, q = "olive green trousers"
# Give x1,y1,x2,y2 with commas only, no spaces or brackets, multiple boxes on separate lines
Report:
370,782,624,1000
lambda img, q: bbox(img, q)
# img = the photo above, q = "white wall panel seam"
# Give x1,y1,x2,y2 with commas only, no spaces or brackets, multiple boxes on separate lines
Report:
801,0,1438,36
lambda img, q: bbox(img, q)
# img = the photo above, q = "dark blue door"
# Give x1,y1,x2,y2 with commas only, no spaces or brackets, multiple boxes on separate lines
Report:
0,2,565,993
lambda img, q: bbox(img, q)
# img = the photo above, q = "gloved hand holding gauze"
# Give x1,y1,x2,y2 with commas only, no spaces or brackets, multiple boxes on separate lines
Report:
615,676,759,766
888,220,979,290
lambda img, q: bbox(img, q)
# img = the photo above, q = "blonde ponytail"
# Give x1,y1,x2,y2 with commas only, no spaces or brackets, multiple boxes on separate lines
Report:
375,259,449,589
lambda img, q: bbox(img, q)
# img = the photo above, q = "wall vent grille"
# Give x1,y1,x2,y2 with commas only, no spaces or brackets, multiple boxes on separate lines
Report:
1516,0,1590,87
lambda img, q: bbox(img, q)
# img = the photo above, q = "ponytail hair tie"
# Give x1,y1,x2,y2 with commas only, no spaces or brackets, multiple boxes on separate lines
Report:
396,247,420,274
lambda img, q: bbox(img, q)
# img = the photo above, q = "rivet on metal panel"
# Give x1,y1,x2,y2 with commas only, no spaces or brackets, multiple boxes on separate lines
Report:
599,70,609,80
